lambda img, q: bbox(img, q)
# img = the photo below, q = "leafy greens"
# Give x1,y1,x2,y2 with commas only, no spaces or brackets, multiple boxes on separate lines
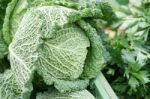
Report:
0,0,115,98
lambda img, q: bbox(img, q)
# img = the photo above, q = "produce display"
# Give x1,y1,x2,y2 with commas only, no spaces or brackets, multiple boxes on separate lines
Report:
0,0,115,99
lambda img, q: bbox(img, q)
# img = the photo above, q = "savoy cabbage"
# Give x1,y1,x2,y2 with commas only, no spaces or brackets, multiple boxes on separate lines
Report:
0,0,115,98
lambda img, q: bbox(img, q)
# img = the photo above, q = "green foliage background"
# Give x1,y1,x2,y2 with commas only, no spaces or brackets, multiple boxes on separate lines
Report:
102,0,150,98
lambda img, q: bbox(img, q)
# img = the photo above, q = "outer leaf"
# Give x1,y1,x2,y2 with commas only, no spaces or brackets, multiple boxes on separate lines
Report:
9,0,28,36
9,9,41,98
3,0,19,44
54,79,89,93
0,70,21,99
0,30,7,59
3,0,36,44
55,0,116,20
36,89,95,99
78,20,105,79
0,0,11,24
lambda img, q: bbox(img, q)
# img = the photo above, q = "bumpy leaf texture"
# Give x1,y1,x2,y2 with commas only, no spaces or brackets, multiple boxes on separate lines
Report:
0,70,22,99
36,89,95,99
3,0,116,44
1,0,115,98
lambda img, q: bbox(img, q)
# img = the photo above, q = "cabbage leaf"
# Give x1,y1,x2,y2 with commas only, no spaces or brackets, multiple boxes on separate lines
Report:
36,89,95,99
0,70,23,98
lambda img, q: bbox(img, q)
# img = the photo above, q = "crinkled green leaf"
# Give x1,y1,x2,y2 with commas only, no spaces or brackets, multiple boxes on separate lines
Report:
57,0,116,20
2,0,19,44
78,20,105,79
9,0,28,36
8,9,40,98
0,70,22,99
54,79,89,93
36,89,95,99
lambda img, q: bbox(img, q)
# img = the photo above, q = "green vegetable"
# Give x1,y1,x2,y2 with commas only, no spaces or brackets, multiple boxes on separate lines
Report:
0,70,22,98
0,0,115,98
0,0,11,25
8,5,103,97
36,89,95,99
0,30,7,59
0,0,11,59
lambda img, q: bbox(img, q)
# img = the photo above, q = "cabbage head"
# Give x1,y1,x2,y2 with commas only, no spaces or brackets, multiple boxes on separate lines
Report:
0,0,115,98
